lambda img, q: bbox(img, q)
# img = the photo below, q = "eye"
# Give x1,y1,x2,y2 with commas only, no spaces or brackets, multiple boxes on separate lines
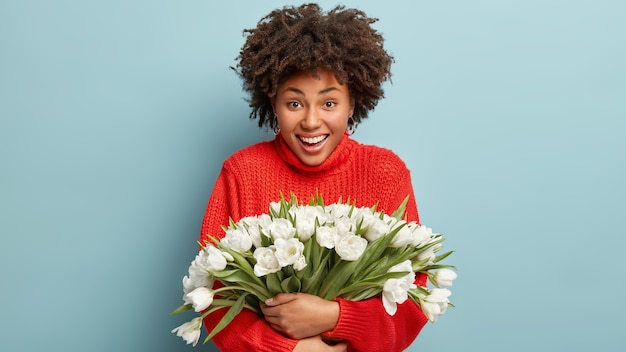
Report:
324,101,336,108
287,101,301,109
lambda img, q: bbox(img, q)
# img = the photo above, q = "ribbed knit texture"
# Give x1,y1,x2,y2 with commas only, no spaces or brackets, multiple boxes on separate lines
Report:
200,133,428,351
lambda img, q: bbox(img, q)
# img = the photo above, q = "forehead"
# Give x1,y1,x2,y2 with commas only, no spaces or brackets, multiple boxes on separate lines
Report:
278,68,348,94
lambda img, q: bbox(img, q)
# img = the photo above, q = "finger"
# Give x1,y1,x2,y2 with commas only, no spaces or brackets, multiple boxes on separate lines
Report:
269,322,283,332
261,306,280,319
263,314,279,325
334,342,348,352
264,293,298,306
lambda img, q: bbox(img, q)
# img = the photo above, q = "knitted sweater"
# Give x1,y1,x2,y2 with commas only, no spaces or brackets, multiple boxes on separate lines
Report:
200,133,428,352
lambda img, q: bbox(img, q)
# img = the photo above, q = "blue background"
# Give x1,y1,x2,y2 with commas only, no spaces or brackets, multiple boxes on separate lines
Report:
1,0,624,351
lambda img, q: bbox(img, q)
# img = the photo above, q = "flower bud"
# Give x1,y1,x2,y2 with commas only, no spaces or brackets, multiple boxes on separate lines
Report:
434,268,457,287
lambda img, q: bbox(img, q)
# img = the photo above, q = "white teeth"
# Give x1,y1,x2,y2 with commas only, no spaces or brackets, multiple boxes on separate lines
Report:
300,135,327,144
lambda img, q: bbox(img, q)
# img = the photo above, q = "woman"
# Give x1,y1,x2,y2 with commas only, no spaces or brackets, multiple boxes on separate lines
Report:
199,4,428,351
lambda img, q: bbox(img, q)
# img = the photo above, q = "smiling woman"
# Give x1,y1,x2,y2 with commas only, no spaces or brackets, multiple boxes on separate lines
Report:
189,3,431,352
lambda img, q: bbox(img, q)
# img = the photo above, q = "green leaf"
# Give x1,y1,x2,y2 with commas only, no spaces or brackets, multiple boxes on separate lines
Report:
408,285,430,298
301,251,330,295
335,281,382,299
348,286,383,301
318,259,361,299
434,250,454,263
224,248,266,287
260,229,273,247
209,268,240,279
412,257,432,272
266,272,283,296
170,304,193,315
302,233,316,271
423,264,457,271
361,270,411,283
204,292,250,343
314,190,324,206
281,275,302,292
351,255,389,282
390,195,410,219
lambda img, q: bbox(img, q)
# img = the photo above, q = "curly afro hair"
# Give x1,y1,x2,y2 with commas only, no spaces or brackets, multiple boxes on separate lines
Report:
232,3,394,130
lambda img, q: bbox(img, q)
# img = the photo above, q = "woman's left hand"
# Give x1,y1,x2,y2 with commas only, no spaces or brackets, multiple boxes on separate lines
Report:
261,293,340,339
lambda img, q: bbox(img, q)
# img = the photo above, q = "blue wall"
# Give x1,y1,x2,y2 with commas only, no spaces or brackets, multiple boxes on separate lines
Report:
1,1,624,351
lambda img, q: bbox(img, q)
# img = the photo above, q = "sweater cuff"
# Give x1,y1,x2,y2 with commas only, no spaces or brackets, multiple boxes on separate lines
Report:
323,298,370,339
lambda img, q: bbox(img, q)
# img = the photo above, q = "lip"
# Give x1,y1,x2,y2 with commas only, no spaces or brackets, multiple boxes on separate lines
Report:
297,134,329,153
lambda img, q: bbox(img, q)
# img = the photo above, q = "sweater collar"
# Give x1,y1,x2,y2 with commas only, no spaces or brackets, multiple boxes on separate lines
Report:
274,133,356,174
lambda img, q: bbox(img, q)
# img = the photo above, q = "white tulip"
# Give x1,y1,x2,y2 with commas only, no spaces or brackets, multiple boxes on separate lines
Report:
434,268,457,287
334,217,357,236
171,317,202,346
291,206,321,241
388,260,417,288
182,275,195,294
182,275,207,304
186,286,215,312
257,213,273,230
382,278,410,316
420,300,441,322
239,216,262,248
295,216,315,241
334,233,367,261
187,261,214,289
410,224,433,248
363,218,390,242
202,246,229,271
293,254,307,271
267,218,296,240
316,225,337,249
352,208,377,229
221,227,253,253
326,203,352,219
269,201,281,215
390,220,417,248
274,238,305,267
417,243,441,266
423,288,451,322
295,208,315,241
253,247,281,276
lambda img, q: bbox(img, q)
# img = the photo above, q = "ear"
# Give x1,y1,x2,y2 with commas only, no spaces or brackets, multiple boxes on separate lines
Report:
349,98,355,117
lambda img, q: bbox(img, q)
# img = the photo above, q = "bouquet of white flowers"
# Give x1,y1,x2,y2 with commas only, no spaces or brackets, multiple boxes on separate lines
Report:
172,193,456,346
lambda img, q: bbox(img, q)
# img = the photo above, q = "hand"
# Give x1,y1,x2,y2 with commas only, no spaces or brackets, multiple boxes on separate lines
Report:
293,335,347,352
261,293,339,339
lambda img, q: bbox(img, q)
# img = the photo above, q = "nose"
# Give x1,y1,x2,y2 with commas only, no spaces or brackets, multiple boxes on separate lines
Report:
301,108,322,130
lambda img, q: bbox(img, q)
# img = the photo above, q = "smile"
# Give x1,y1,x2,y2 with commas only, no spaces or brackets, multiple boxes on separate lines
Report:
299,135,328,145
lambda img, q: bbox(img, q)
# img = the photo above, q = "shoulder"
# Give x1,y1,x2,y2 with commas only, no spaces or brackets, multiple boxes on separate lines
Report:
351,140,409,173
228,139,275,159
221,139,277,170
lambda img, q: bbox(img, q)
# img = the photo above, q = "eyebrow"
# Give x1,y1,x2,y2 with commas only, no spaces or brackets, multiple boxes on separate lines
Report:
282,87,341,95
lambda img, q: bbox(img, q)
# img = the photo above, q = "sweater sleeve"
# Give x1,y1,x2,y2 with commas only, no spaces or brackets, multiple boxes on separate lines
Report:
199,165,299,352
320,163,429,352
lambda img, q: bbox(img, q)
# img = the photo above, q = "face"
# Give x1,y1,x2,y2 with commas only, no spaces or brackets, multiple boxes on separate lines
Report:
273,68,354,166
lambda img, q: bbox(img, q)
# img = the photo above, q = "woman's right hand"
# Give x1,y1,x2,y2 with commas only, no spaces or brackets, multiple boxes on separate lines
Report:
293,335,347,352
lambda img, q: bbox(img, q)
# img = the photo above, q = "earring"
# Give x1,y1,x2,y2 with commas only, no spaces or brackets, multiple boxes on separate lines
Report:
346,116,356,135
273,115,280,135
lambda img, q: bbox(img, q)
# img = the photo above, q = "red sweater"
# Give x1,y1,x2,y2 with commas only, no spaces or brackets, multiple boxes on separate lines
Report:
200,134,428,352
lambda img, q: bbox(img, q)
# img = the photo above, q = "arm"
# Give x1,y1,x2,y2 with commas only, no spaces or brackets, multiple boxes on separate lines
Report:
258,168,429,352
324,288,428,352
261,293,340,339
199,166,299,352
294,336,347,352
322,164,427,352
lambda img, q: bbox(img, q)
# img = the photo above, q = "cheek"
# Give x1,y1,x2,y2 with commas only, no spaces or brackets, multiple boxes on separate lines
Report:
276,111,299,128
329,114,349,131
